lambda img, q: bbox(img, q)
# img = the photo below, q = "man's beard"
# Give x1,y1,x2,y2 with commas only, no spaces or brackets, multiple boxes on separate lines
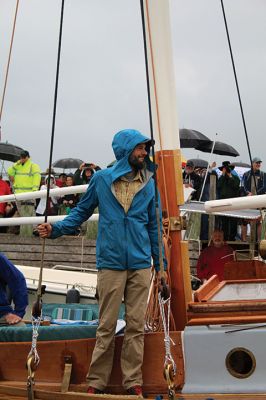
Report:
129,154,145,170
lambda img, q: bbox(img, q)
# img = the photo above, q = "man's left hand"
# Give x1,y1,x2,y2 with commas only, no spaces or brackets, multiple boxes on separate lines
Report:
5,313,22,325
155,270,161,281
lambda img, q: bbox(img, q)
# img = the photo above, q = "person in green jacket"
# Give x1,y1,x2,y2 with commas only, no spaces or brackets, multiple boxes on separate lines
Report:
8,150,41,237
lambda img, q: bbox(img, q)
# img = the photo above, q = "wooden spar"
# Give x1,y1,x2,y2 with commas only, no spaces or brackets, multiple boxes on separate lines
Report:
205,193,266,212
143,1,191,330
0,184,88,203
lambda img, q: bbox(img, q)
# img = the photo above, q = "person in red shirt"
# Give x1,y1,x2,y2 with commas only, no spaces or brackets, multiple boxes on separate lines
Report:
57,173,67,188
197,229,234,282
0,176,11,217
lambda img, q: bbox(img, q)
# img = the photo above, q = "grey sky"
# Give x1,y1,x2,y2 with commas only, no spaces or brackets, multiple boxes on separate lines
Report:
0,0,265,172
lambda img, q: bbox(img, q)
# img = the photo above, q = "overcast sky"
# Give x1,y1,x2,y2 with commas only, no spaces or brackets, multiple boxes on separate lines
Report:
0,0,265,172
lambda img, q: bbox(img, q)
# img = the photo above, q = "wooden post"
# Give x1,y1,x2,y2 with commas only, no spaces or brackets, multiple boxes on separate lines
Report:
156,149,188,329
250,176,259,250
143,1,191,329
208,174,217,241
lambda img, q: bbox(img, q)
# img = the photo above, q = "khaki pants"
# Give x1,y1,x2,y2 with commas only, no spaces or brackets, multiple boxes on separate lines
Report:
87,268,150,391
16,201,36,237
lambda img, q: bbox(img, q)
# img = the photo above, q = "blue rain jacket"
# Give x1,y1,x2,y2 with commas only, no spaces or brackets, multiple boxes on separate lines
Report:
51,129,164,271
0,253,28,318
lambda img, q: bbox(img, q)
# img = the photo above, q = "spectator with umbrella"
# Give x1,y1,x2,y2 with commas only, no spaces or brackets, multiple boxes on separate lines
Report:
217,161,240,241
199,162,218,240
183,160,202,201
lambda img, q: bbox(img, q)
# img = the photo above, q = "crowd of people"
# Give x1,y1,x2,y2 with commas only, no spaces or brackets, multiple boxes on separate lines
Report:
0,150,264,242
183,156,266,241
0,150,101,236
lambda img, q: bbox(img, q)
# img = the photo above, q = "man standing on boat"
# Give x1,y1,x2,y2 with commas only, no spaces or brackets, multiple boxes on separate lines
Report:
8,150,41,237
38,129,164,396
0,253,28,326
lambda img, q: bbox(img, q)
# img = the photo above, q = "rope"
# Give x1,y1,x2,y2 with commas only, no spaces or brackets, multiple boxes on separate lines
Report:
158,292,176,372
0,0,20,141
158,291,176,399
220,0,258,195
145,218,176,332
26,317,41,400
27,317,41,368
80,235,85,269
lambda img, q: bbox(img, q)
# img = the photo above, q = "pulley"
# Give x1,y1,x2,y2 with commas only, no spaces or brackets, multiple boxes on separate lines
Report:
163,363,176,400
66,286,80,303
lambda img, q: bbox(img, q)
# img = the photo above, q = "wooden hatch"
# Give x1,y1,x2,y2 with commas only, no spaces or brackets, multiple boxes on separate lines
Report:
188,260,266,325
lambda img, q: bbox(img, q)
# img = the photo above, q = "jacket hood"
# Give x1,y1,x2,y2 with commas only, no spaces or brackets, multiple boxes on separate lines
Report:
45,174,55,182
110,129,154,182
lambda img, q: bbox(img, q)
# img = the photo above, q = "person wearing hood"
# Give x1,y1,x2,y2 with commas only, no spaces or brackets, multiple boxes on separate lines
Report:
36,175,59,216
7,150,41,237
37,129,165,396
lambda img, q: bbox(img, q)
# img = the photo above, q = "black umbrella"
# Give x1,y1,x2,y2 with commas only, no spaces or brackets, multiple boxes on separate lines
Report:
179,128,211,148
196,141,239,157
52,158,84,169
0,142,24,162
231,161,250,168
187,158,208,169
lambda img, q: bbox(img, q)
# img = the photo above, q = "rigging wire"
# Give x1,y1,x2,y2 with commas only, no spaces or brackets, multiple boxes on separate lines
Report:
0,0,20,141
27,3,65,394
220,0,258,194
35,0,65,306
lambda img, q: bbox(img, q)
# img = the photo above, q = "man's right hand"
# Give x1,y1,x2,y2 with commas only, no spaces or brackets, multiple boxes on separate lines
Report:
37,223,52,238
5,313,22,325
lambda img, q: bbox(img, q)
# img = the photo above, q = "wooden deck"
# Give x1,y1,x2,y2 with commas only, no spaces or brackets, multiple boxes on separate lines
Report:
2,384,266,399
0,233,96,270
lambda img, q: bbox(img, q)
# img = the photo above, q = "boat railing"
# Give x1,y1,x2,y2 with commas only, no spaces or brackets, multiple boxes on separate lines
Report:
0,184,88,203
0,185,99,226
25,275,96,295
52,264,97,273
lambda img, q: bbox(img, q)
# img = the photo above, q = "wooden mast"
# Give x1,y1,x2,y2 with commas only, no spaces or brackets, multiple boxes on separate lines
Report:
143,1,192,330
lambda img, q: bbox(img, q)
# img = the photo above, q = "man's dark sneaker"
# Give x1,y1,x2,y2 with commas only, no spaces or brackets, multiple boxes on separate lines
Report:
87,386,104,394
127,385,143,396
